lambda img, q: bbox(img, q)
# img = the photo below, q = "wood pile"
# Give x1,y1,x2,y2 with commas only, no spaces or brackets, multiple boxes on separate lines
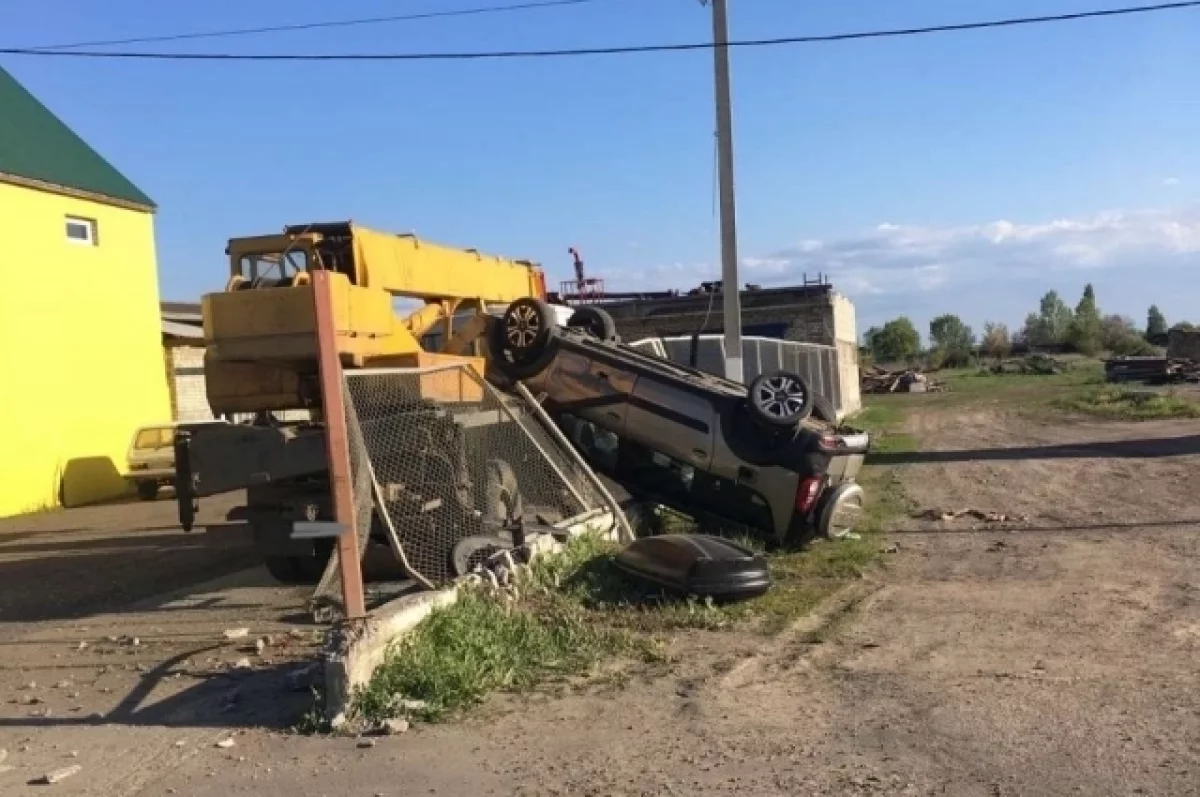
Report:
1105,356,1200,384
861,366,947,394
989,354,1064,375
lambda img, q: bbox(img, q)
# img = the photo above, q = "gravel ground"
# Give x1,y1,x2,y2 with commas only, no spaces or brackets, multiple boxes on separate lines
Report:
2,407,1198,796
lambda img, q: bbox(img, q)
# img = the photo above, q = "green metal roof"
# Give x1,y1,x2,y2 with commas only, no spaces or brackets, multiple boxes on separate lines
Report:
0,66,154,209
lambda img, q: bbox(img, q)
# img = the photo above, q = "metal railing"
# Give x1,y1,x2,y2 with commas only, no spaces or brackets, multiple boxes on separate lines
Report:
628,334,849,417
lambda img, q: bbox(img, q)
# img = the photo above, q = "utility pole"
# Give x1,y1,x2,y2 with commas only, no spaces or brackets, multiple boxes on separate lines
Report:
706,0,743,383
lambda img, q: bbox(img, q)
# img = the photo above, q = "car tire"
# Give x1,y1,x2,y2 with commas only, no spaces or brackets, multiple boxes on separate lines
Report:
136,480,159,501
817,482,865,540
499,297,555,362
567,306,618,341
747,370,814,429
451,535,513,577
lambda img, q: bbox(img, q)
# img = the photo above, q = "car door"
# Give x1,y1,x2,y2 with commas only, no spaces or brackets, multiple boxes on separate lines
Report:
543,350,634,437
624,374,717,471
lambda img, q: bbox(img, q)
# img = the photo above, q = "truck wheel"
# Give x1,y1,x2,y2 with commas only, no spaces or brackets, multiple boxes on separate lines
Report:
567,306,618,342
263,542,334,585
136,481,159,501
747,371,813,430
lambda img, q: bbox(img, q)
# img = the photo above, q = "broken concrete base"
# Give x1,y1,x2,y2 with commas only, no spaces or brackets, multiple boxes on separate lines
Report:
323,588,458,725
320,510,620,725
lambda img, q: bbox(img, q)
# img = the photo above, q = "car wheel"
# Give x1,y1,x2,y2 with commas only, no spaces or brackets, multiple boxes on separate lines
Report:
817,482,865,540
500,298,555,361
136,480,159,501
747,371,814,429
567,306,618,341
451,535,513,577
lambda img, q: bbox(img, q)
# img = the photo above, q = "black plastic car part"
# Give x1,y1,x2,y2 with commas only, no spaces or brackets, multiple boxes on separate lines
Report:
613,534,771,601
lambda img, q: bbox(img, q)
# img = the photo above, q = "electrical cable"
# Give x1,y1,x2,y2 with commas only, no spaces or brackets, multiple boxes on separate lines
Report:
2,1,1197,61
26,0,614,51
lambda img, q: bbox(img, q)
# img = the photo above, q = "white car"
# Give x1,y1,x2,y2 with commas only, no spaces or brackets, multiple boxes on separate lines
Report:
127,420,228,501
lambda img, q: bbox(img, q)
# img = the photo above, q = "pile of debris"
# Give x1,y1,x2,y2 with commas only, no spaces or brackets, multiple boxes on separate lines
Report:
861,366,947,394
989,354,1064,376
1104,356,1200,384
912,507,1029,524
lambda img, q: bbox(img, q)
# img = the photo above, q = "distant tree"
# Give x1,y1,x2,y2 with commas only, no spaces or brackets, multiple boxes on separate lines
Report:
863,326,881,349
1100,314,1136,351
981,322,1012,361
928,313,976,367
1146,305,1168,341
1022,291,1073,347
870,317,921,363
1067,283,1103,355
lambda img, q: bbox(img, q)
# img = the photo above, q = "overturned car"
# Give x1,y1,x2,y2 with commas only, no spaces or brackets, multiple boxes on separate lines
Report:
487,298,871,544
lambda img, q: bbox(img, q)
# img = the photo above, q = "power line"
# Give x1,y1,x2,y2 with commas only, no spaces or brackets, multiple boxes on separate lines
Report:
3,1,1198,61
26,0,613,51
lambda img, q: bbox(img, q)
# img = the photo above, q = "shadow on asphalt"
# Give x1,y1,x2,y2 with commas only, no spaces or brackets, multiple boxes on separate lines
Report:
0,652,320,731
0,523,261,623
869,434,1200,466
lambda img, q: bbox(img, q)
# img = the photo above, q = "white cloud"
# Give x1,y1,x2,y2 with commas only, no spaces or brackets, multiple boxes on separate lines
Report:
1163,177,1182,187
753,206,1200,299
600,206,1200,332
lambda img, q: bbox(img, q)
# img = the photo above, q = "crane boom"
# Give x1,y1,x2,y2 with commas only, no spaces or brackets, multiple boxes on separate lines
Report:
203,221,549,414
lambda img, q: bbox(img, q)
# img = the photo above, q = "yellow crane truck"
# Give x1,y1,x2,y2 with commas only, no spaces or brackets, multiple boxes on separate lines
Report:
174,221,555,583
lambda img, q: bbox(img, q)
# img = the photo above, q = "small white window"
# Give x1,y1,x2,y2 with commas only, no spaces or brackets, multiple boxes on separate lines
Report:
65,216,97,246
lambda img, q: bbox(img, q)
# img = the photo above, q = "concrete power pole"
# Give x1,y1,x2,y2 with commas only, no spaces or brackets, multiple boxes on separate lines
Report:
707,0,744,383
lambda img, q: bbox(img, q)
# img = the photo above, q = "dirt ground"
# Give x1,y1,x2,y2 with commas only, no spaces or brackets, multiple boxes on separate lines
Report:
2,406,1199,796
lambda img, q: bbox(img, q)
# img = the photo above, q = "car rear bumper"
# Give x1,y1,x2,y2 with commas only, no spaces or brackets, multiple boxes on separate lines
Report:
126,468,174,482
823,430,870,485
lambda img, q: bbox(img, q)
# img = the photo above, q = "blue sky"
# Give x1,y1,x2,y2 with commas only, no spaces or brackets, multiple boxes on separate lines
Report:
5,0,1200,340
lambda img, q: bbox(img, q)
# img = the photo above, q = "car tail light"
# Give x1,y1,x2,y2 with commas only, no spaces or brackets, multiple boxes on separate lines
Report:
794,476,823,515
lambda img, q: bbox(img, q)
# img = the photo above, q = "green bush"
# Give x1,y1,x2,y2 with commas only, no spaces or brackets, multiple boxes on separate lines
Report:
1109,334,1160,357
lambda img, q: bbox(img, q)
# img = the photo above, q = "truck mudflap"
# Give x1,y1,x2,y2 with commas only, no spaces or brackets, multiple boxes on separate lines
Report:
174,429,197,531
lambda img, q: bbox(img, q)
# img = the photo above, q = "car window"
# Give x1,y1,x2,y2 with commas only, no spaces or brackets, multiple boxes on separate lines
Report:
134,428,174,449
558,414,774,533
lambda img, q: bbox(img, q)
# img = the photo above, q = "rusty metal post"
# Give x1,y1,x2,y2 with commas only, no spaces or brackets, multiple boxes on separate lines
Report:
311,269,367,620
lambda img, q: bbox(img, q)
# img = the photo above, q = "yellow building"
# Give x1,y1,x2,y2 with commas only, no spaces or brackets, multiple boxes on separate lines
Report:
0,66,171,516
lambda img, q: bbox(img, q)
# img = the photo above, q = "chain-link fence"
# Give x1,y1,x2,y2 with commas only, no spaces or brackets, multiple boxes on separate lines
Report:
628,334,849,417
339,363,607,587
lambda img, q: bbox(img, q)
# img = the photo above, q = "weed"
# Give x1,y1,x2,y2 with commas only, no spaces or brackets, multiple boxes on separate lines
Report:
354,586,647,723
354,398,920,724
1052,386,1200,420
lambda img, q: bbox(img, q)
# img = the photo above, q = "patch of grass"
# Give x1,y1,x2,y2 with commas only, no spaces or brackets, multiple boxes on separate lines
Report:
354,583,654,723
1052,385,1200,420
942,360,1105,392
354,400,922,725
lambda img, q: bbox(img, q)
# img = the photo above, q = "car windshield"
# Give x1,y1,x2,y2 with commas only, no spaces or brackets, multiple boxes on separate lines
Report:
134,428,175,449
238,249,308,282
